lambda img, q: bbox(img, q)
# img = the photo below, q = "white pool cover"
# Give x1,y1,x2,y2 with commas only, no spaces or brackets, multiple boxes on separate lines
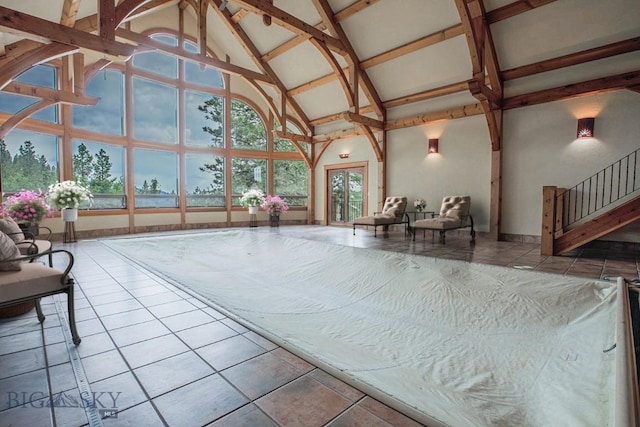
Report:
102,230,637,426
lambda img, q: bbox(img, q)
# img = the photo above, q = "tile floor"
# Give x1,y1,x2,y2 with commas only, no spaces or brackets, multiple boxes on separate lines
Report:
0,225,638,427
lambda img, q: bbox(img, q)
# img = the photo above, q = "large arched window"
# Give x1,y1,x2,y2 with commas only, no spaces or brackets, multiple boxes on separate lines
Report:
2,31,309,213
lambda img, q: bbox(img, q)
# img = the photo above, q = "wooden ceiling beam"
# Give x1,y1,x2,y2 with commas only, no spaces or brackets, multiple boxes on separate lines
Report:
0,43,77,90
0,6,134,60
339,111,384,130
2,82,99,106
503,70,640,109
334,0,380,21
230,0,346,54
455,0,503,149
60,0,81,27
486,0,556,24
207,0,312,134
385,104,484,130
261,22,325,62
503,37,640,81
114,0,165,26
311,0,384,118
99,0,117,40
359,123,383,162
361,24,464,69
116,27,273,83
273,130,312,144
309,38,354,109
260,0,377,63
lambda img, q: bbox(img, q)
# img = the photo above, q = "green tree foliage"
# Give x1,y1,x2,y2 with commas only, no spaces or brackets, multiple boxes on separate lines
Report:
150,178,161,194
0,139,57,192
197,96,224,148
230,100,266,150
92,149,122,194
274,160,308,206
197,156,225,194
73,143,93,185
72,143,123,195
231,158,266,197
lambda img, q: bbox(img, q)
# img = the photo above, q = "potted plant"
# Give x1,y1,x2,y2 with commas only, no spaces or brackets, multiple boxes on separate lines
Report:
261,195,289,227
413,198,426,212
4,190,54,235
48,181,92,222
240,189,265,215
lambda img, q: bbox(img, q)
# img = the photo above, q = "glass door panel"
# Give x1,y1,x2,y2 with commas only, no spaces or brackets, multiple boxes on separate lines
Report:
328,167,364,225
347,170,363,222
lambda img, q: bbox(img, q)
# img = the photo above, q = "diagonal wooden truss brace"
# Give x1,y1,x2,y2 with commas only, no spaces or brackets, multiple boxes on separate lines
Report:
455,0,503,152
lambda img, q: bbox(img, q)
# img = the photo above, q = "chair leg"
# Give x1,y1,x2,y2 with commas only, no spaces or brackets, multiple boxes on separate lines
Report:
35,299,45,323
66,280,81,345
439,230,446,243
353,224,356,235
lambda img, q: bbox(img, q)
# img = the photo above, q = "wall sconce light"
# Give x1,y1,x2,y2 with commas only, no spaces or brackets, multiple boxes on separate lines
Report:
428,138,439,154
577,118,595,138
339,153,350,159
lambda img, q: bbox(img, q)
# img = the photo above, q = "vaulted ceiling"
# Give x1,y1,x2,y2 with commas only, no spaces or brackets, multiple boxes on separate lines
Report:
0,0,639,154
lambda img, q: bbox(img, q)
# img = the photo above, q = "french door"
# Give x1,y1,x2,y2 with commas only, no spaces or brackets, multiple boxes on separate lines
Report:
327,165,366,225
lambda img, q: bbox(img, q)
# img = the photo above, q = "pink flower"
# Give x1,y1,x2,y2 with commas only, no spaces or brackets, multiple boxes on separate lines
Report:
3,190,54,225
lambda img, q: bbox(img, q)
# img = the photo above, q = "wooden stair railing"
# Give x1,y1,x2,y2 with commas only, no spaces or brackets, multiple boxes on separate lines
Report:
542,188,640,255
541,147,640,255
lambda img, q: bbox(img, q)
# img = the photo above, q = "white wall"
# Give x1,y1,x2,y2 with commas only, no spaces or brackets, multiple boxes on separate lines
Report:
502,91,640,237
387,116,492,231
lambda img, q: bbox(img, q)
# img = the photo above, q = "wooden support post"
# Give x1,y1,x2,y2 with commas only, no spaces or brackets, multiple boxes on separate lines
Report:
541,186,557,256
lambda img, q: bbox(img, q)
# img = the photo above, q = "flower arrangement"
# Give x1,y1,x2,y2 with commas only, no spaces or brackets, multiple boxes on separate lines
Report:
4,190,54,225
413,198,426,212
261,195,289,215
240,189,265,207
48,181,92,210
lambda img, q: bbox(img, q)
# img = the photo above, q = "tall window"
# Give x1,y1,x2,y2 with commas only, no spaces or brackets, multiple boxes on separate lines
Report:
73,70,124,135
134,148,178,208
132,77,177,144
274,160,308,206
187,91,223,147
72,140,125,208
232,158,267,205
0,129,58,192
185,153,225,207
231,100,266,151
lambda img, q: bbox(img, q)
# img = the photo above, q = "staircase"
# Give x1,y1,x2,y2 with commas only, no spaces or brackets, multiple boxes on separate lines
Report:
541,148,640,255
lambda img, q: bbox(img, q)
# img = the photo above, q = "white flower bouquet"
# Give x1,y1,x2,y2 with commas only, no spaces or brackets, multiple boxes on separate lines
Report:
240,189,265,207
48,181,92,210
413,198,426,212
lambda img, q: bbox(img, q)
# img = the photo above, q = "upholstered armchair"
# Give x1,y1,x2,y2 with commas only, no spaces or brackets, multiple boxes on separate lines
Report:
411,195,475,243
352,196,408,237
0,217,53,266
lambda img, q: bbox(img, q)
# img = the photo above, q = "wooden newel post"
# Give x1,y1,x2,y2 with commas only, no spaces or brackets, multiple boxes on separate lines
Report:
541,186,557,256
